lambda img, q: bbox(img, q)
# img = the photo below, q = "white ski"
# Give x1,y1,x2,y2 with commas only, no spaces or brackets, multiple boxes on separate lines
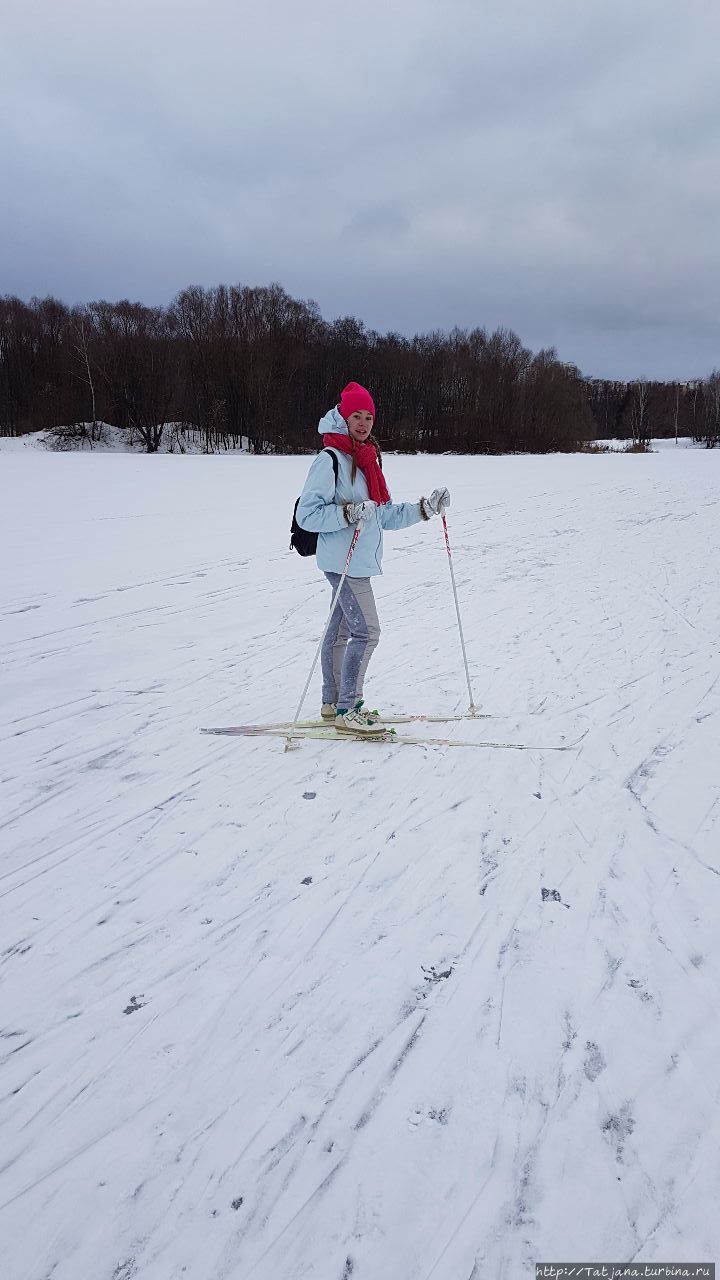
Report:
209,712,491,732
200,724,585,751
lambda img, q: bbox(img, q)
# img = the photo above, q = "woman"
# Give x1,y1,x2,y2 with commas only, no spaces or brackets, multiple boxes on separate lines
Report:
296,381,450,737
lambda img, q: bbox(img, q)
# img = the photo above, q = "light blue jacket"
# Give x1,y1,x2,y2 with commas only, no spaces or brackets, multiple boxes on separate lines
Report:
296,407,424,577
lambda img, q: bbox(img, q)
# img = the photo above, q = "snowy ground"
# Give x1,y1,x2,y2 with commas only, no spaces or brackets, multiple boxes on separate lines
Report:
0,423,249,455
1,447,719,1280
595,437,706,452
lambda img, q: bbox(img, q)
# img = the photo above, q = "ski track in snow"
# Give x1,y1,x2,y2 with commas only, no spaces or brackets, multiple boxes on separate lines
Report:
1,450,719,1279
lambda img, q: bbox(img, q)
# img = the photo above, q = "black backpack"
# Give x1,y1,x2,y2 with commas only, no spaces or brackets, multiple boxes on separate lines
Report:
290,449,340,556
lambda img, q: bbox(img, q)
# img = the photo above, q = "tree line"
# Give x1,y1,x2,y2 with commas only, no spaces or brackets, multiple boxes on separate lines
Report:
585,376,719,448
0,286,718,452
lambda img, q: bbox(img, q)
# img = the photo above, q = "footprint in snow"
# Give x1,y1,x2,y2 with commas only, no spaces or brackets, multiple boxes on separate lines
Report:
112,1261,137,1280
583,1041,606,1081
408,1106,450,1128
601,1102,635,1161
627,976,653,1004
123,995,146,1015
541,887,570,908
421,963,453,983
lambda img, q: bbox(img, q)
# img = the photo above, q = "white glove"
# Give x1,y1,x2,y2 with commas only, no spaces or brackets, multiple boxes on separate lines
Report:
344,500,377,526
422,488,451,517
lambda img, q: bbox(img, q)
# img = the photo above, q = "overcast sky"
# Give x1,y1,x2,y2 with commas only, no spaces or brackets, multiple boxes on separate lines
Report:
2,0,719,380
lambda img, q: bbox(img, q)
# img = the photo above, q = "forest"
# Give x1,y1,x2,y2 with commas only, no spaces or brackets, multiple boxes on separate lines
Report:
1,286,718,452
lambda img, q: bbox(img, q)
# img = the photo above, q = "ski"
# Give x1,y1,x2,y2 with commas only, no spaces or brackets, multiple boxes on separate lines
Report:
200,725,585,751
207,712,491,732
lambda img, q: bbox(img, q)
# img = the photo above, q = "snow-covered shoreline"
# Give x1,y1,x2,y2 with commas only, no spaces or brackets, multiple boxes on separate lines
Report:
0,423,251,455
0,428,710,455
2,450,719,1277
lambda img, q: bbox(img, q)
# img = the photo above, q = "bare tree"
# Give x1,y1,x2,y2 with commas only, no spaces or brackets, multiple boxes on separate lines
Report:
71,307,99,441
630,379,651,447
703,370,720,447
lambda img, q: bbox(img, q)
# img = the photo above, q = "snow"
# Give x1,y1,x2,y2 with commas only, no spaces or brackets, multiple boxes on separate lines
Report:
594,437,707,451
1,424,249,454
1,447,719,1279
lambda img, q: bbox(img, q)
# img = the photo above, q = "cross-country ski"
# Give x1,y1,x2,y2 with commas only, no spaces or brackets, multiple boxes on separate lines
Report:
200,724,582,750
202,710,491,730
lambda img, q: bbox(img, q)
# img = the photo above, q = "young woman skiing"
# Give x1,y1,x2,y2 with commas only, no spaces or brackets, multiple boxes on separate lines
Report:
296,381,450,737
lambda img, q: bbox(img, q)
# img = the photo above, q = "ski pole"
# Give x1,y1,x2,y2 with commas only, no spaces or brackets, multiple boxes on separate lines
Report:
287,525,361,747
440,507,479,716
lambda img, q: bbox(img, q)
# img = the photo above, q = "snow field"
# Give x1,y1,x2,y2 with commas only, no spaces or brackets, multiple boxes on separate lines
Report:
1,448,719,1279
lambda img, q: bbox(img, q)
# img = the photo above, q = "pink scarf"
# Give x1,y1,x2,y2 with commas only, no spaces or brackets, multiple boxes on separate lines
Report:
323,433,391,505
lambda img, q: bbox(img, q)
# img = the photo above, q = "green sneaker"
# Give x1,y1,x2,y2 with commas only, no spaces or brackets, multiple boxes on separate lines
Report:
354,699,382,723
335,707,386,736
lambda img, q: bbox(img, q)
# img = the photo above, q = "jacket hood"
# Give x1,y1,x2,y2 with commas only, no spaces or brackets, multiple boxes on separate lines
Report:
317,405,348,437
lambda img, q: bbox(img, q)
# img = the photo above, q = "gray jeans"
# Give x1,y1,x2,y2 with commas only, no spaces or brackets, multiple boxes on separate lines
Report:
321,574,381,708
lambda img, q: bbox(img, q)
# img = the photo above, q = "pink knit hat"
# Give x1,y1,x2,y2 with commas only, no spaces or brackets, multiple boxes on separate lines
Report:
338,381,375,421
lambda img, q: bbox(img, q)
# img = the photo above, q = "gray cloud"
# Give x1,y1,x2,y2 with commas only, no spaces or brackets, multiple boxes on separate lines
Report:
341,205,411,241
1,0,719,378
